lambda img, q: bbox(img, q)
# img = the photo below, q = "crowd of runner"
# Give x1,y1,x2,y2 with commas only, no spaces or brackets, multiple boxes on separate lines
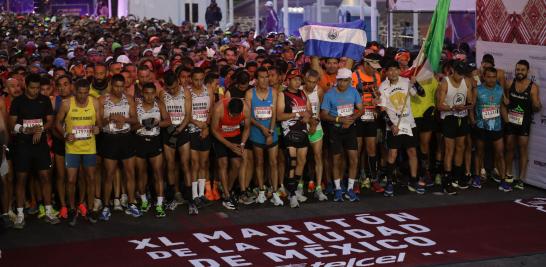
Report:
0,13,541,229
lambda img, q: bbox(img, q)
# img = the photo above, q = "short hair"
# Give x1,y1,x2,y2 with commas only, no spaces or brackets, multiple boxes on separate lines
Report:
228,98,244,114
246,61,258,69
175,66,192,77
142,82,156,91
111,74,125,84
94,62,107,70
55,74,72,86
163,70,178,87
483,67,497,76
482,54,495,66
452,61,467,75
205,72,219,85
25,73,42,86
385,60,400,70
516,59,530,70
74,79,90,90
40,76,52,86
305,69,319,78
191,67,205,77
256,66,269,76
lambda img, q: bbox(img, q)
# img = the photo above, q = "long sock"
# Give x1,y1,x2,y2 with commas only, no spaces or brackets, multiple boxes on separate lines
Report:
17,207,24,215
286,178,298,195
334,179,341,190
348,178,355,190
198,178,206,197
157,197,164,206
140,194,148,203
192,181,198,199
368,155,377,180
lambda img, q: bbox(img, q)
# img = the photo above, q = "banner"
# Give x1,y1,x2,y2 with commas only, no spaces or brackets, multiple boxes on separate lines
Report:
51,4,90,16
388,0,475,12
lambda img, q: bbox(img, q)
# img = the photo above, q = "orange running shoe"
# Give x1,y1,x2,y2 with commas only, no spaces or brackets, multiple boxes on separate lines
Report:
59,206,68,219
307,181,316,193
78,203,88,217
205,181,215,201
212,182,221,200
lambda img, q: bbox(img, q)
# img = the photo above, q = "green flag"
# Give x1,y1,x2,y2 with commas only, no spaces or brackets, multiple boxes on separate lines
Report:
421,0,451,72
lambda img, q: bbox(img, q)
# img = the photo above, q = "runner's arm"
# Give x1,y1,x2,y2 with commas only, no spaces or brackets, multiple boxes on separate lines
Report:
310,56,324,77
531,83,542,112
55,100,69,137
210,102,231,147
270,88,278,132
158,100,172,128
468,84,478,125
242,102,251,144
276,91,295,121
93,98,102,130
178,89,193,131
126,97,139,126
436,79,451,112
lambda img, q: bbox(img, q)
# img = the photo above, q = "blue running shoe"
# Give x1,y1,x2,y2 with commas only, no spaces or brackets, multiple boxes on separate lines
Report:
471,175,482,189
384,182,394,197
346,189,359,202
125,204,143,218
325,181,334,195
498,181,512,192
100,207,111,221
333,189,344,202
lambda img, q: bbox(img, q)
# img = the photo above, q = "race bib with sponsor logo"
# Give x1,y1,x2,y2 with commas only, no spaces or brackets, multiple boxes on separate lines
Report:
254,106,272,120
23,119,43,129
360,109,375,121
508,111,524,125
193,109,208,122
72,125,93,139
482,106,500,120
337,104,354,117
221,124,240,133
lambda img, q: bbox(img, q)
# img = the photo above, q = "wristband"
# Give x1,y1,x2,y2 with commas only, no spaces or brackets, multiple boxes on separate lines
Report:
241,142,245,147
14,124,22,133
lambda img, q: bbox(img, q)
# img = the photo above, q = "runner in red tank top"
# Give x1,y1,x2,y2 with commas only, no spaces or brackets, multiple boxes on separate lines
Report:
211,97,251,210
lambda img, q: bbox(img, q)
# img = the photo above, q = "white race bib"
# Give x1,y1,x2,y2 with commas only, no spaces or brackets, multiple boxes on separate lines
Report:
508,111,524,125
170,112,184,125
254,106,272,120
193,109,208,122
360,109,375,121
72,126,93,139
397,125,413,137
337,104,354,117
23,119,43,129
482,106,499,120
221,124,240,133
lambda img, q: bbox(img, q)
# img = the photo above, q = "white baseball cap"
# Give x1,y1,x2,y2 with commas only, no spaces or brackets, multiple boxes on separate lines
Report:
117,55,131,64
336,68,352,79
265,1,274,7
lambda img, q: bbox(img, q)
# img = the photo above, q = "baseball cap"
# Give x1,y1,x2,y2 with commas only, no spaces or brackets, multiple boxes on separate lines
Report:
117,55,131,64
336,68,352,79
265,1,274,7
364,54,382,69
286,69,302,80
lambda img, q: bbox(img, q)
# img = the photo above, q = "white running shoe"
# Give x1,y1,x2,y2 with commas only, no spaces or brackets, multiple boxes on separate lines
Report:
13,213,25,229
113,199,123,211
295,187,308,203
289,195,299,208
256,191,267,204
120,194,128,208
314,188,328,201
270,192,284,206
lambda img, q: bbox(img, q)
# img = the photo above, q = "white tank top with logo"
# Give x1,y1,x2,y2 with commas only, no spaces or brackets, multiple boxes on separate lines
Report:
163,87,185,126
189,86,210,133
103,94,131,133
441,77,468,119
136,99,161,136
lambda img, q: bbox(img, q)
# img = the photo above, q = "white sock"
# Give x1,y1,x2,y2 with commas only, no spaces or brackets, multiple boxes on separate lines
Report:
198,179,206,197
192,181,199,199
45,205,53,214
157,197,164,206
141,194,148,203
17,208,24,215
334,179,341,190
348,178,355,191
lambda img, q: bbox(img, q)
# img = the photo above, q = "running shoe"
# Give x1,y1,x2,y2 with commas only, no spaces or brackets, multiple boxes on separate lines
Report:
88,211,98,224
44,212,60,225
100,207,111,221
408,181,426,195
333,189,344,202
120,194,128,208
295,187,308,203
193,197,203,208
498,181,512,192
314,187,328,201
434,173,442,186
188,202,199,215
513,179,525,190
125,204,143,218
471,175,482,189
140,201,150,213
256,191,267,204
59,206,68,219
270,192,284,206
451,180,459,188
278,186,288,198
167,200,179,211
68,209,78,227
155,205,166,218
1,214,13,228
458,174,470,190
361,177,371,189
443,183,457,195
205,181,215,201
238,193,254,205
424,173,435,187
353,182,361,194
174,192,185,205
78,203,88,217
346,189,359,202
384,182,394,197
222,198,237,210
307,181,316,193
289,195,299,208
371,180,385,193
37,204,46,219
27,203,38,216
13,214,24,229
325,181,334,195
113,199,123,211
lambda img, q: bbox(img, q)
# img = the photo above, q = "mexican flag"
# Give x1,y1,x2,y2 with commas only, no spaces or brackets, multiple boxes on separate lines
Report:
401,0,451,84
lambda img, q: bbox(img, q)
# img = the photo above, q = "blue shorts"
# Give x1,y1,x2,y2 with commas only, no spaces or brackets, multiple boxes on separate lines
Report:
65,154,97,168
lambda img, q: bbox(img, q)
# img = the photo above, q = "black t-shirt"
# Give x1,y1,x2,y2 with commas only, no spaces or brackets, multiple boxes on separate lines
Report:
10,94,53,144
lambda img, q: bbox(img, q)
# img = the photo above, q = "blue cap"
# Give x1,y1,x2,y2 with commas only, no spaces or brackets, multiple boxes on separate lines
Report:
53,57,66,69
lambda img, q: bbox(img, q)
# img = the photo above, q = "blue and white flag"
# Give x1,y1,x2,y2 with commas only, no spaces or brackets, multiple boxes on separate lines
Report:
299,20,367,61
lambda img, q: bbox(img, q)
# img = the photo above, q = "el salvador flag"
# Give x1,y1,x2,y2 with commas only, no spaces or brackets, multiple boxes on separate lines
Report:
299,20,367,61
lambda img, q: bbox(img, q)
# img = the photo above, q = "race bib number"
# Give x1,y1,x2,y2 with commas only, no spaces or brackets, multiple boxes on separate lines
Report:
221,124,240,133
72,126,93,139
254,106,272,120
23,119,43,129
293,105,307,117
170,112,184,125
193,109,208,122
311,104,319,117
482,106,499,120
397,125,413,137
508,111,524,125
337,104,354,117
360,109,375,121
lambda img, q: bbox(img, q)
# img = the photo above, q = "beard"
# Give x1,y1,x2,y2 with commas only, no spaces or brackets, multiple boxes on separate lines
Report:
93,78,109,91
515,73,526,81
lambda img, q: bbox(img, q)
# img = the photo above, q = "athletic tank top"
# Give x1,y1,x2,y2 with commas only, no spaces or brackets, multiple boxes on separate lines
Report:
250,87,278,144
306,86,322,131
507,80,533,127
218,98,244,138
103,94,131,134
189,86,210,133
281,89,308,136
65,97,96,154
163,88,185,126
441,77,468,119
476,84,503,131
136,99,161,136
